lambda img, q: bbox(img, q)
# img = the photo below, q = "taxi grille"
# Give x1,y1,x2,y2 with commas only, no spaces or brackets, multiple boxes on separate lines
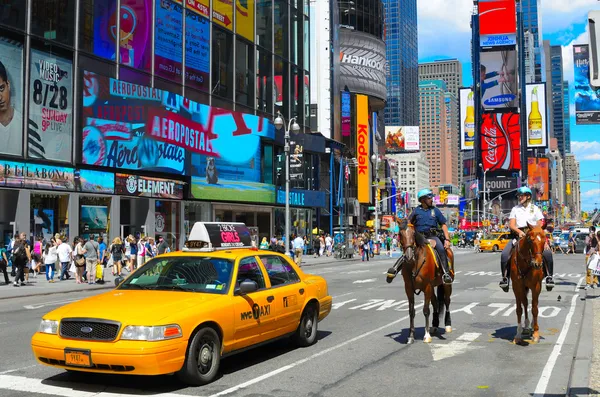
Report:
60,319,120,341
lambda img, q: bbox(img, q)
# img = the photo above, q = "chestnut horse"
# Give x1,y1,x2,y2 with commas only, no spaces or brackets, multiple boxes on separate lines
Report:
510,225,546,344
398,220,454,344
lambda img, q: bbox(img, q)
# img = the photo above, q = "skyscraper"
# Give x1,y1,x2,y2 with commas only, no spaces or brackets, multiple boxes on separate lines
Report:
543,41,566,157
563,80,571,154
520,0,545,82
383,0,419,126
418,59,463,97
564,154,581,218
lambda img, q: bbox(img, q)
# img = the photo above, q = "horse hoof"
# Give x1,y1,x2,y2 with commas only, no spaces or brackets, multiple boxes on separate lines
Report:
423,336,432,343
407,337,414,345
445,326,452,333
513,338,522,345
532,334,540,343
522,328,532,336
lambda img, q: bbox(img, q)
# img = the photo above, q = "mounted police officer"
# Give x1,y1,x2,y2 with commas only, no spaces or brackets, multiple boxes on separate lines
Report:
408,188,453,285
499,186,555,292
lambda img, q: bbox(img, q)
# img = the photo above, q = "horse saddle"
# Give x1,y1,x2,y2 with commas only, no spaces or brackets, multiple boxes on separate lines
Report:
426,240,454,276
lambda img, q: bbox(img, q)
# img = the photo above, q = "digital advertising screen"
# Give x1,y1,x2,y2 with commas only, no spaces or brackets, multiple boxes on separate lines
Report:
525,83,548,148
90,0,118,61
574,44,600,125
80,205,109,230
212,0,233,30
34,208,54,242
480,50,518,109
154,0,183,82
384,126,419,153
341,91,351,137
77,169,115,194
480,112,521,172
119,0,152,71
459,88,475,150
0,37,24,157
185,6,210,91
28,49,73,162
479,0,517,47
0,161,75,190
527,158,549,201
236,0,254,42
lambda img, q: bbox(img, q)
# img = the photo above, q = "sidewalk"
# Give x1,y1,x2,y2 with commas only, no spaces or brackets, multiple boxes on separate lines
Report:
589,286,600,395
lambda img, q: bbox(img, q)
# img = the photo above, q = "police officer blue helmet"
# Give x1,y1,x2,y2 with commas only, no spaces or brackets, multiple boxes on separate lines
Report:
417,188,434,201
516,186,532,197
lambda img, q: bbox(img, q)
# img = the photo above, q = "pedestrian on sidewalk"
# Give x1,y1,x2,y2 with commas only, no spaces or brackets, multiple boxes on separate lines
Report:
42,239,58,282
84,235,100,285
56,237,72,281
74,237,86,284
361,238,370,262
325,234,333,257
585,227,600,289
128,235,137,271
156,235,170,255
293,234,304,266
319,234,325,257
0,243,9,285
137,237,146,268
11,234,31,287
110,237,125,276
259,237,269,250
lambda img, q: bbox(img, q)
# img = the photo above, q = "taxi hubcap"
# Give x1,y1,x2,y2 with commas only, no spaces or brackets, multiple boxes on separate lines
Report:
198,343,213,372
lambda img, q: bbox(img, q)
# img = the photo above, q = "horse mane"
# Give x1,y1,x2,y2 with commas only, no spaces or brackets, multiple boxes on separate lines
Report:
414,231,428,247
399,219,408,231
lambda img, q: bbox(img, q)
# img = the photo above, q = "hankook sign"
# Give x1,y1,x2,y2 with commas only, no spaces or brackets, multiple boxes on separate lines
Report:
339,30,387,100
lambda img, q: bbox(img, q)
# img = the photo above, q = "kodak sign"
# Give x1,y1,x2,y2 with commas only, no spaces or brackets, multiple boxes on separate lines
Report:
356,94,371,203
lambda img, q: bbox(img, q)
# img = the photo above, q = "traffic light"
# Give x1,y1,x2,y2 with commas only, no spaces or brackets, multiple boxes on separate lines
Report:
439,189,448,203
376,189,381,202
566,183,571,195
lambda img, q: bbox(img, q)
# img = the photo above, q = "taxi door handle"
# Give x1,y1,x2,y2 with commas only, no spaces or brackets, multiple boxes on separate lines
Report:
299,288,305,295
267,296,274,303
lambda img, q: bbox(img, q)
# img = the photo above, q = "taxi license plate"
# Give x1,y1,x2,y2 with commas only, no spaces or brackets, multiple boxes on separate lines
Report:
64,349,92,367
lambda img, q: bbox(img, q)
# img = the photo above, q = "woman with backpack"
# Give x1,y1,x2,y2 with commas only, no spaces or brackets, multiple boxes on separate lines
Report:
12,234,31,287
110,237,125,276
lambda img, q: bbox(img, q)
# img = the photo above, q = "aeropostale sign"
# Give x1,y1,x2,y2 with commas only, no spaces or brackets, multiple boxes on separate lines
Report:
356,94,371,204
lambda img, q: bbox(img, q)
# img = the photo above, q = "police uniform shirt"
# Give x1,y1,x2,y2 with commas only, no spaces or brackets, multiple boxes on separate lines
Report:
509,203,544,228
411,206,447,233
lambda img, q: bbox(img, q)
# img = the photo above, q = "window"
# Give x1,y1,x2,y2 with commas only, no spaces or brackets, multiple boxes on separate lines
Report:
212,27,234,99
274,0,288,59
0,0,27,30
80,1,118,59
235,38,254,107
256,48,273,114
256,0,272,51
260,255,300,286
31,0,76,46
237,257,266,289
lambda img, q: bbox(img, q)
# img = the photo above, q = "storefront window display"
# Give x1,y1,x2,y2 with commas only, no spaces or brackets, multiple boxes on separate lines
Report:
30,193,69,243
0,190,19,248
156,200,180,251
79,196,111,240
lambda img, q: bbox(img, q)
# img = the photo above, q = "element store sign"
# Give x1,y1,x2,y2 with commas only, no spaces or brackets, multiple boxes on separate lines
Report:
115,173,184,200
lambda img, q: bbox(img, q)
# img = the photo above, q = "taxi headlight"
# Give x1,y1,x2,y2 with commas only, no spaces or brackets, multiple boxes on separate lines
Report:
120,325,183,341
39,319,59,334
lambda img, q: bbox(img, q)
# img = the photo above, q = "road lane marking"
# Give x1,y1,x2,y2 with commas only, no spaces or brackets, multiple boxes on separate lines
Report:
343,270,371,274
353,278,376,284
533,276,585,397
207,314,411,396
430,332,483,361
331,292,353,299
0,365,38,375
24,298,81,310
331,299,357,309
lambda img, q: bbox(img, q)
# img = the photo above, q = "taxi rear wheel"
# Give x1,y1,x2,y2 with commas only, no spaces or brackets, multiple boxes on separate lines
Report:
294,303,318,347
177,327,221,385
492,245,499,253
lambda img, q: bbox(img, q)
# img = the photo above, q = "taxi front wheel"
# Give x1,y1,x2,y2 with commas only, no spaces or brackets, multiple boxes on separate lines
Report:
177,327,221,385
294,304,318,347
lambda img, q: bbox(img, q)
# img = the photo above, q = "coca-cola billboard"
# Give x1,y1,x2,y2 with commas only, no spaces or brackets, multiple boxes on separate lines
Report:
480,112,521,171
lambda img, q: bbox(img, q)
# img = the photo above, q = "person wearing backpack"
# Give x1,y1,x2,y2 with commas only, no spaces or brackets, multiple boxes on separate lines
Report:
12,234,31,287
110,237,125,276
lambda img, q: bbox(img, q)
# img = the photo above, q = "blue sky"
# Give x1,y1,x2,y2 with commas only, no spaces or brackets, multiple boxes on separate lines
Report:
417,0,600,212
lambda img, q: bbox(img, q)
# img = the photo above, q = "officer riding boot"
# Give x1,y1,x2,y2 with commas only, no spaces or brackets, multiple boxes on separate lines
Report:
543,250,555,291
439,254,453,285
386,256,404,283
499,259,510,292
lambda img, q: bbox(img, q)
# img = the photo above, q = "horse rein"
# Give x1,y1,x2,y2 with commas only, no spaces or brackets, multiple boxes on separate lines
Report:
515,233,545,279
401,224,429,295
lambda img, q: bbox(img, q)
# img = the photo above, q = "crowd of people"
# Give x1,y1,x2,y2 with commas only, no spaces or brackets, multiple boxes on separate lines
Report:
0,232,172,287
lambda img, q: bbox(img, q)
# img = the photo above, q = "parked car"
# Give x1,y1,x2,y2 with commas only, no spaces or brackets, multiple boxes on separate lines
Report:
480,233,511,252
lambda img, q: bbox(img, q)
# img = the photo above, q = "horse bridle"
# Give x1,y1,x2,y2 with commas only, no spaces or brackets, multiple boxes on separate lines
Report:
401,224,427,294
516,231,545,270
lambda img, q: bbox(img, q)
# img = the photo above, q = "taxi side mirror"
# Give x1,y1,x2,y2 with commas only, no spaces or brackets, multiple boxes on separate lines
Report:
114,276,125,287
238,280,258,295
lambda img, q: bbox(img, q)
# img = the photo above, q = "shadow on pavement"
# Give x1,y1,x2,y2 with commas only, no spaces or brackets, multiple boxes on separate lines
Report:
491,325,544,346
530,388,600,397
384,326,449,344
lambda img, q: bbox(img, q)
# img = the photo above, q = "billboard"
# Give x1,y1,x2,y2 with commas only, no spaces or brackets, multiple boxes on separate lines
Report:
0,161,75,190
185,6,210,92
479,0,517,47
356,94,370,204
480,112,521,171
480,50,518,109
76,169,115,194
384,126,419,152
28,49,73,162
459,88,475,150
119,0,152,70
485,175,518,192
213,0,233,30
236,0,254,42
574,44,600,124
154,0,183,82
115,173,184,199
89,0,118,61
0,38,24,157
339,30,387,101
525,83,548,147
527,158,549,201
341,91,351,137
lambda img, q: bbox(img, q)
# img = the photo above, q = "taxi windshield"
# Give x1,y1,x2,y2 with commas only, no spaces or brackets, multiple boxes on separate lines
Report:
119,257,234,294
483,234,501,240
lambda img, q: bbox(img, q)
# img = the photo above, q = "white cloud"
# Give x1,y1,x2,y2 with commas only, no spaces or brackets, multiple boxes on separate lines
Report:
543,0,597,13
582,188,600,198
418,0,473,33
583,153,600,160
561,28,589,87
571,141,600,161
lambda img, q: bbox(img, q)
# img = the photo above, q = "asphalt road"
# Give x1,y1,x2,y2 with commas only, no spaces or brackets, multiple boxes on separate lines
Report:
0,250,592,397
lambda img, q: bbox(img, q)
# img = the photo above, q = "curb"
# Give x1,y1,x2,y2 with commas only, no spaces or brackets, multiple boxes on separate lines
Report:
1,284,115,301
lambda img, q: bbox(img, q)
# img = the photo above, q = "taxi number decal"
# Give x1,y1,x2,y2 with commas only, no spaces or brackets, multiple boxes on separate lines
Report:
283,295,297,308
241,304,271,320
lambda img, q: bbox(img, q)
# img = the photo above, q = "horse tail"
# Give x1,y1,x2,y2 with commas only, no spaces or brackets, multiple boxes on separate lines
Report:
437,284,445,316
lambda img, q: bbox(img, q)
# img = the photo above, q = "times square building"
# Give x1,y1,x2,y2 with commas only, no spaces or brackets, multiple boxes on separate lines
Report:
0,0,324,250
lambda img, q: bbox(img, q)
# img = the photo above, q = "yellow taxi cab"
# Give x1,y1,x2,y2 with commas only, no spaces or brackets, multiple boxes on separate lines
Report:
31,222,332,385
479,232,512,252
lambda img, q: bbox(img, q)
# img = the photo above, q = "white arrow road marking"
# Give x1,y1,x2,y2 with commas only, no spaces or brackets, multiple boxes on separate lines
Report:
353,278,377,284
430,332,483,361
344,270,371,274
24,299,80,310
332,299,357,310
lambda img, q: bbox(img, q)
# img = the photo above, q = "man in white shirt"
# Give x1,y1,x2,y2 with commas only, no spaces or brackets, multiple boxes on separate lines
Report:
0,61,22,156
499,186,554,292
56,238,73,281
325,234,333,257
292,234,304,265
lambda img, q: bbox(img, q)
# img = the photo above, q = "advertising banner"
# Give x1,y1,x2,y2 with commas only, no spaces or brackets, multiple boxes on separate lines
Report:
480,50,518,109
119,0,152,70
185,6,210,91
485,175,518,192
76,169,115,194
527,158,549,201
525,83,548,148
356,94,371,204
28,50,73,162
90,0,117,61
289,135,304,189
340,30,387,101
0,38,24,156
459,88,475,150
384,126,419,153
186,0,209,17
574,44,600,124
276,188,326,208
447,195,460,206
479,0,517,47
341,91,351,137
115,173,184,199
34,208,54,242
213,0,233,30
0,161,74,190
480,112,521,171
81,205,109,230
236,0,254,43
154,0,183,82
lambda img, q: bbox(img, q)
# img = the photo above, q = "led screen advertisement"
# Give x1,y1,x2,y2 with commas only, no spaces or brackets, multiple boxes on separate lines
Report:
527,158,549,201
0,161,75,190
28,50,73,162
185,6,210,91
459,88,475,150
0,38,24,157
76,169,115,194
480,50,518,109
574,44,600,125
356,94,370,204
115,173,184,199
34,208,54,242
479,0,517,47
81,205,109,230
480,112,521,172
90,0,117,61
525,83,548,148
119,0,152,70
384,126,419,153
187,0,209,17
341,91,351,137
154,0,183,82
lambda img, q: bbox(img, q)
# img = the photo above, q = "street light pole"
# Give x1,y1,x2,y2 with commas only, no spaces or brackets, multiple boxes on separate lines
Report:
371,154,381,236
274,112,300,257
479,163,488,229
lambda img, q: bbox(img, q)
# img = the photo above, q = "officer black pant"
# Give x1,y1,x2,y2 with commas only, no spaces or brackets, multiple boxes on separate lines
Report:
500,240,554,278
429,236,450,275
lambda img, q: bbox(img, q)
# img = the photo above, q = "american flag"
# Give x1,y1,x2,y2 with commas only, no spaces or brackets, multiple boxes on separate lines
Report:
345,164,350,181
470,180,478,190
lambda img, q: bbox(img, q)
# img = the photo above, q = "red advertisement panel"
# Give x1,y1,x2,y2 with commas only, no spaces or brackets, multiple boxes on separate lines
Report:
480,112,521,171
527,158,549,201
479,0,517,36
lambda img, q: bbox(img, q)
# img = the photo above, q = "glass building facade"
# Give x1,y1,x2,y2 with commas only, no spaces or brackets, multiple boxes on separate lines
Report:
549,45,566,157
383,0,419,126
520,0,545,82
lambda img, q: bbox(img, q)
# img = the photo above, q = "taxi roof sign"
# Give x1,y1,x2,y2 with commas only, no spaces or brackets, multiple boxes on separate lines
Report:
184,222,253,251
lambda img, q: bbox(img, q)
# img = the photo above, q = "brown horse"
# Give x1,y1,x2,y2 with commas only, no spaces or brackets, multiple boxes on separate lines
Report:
398,220,454,344
510,225,546,344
